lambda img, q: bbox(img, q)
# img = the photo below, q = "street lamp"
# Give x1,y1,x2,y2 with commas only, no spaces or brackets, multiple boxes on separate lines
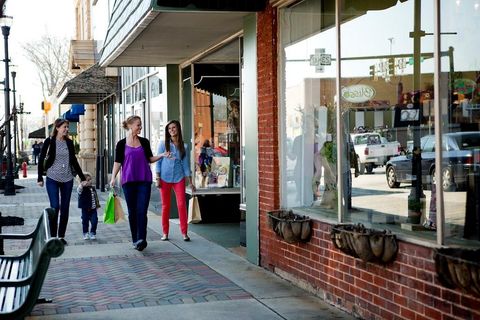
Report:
11,67,17,173
1,15,15,196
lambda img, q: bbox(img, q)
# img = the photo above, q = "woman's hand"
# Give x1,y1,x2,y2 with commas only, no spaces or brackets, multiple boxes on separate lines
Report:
156,178,162,189
37,181,44,187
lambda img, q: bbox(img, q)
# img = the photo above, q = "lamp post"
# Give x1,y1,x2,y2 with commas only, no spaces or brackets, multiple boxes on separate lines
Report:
1,15,15,196
11,69,17,172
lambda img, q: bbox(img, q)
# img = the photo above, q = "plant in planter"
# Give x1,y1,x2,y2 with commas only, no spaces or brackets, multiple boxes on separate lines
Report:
330,224,398,264
434,247,480,297
267,210,312,244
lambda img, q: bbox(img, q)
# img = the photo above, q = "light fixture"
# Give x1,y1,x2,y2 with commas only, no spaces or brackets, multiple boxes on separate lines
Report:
0,15,13,28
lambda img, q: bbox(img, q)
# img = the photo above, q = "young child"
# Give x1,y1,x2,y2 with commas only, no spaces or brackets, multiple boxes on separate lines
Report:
77,173,100,240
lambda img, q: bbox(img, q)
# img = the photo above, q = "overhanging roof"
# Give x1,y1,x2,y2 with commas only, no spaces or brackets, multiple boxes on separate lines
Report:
99,0,267,67
57,63,118,105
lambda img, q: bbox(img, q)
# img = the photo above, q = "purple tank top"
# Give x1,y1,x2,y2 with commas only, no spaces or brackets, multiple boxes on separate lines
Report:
121,145,152,184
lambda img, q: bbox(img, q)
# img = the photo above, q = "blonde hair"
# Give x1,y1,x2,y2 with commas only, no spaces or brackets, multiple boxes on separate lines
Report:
122,115,141,130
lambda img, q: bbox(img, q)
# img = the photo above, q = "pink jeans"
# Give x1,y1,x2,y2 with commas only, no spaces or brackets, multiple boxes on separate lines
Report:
159,178,188,236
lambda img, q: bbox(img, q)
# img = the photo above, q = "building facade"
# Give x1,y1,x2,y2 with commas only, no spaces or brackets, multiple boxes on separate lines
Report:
99,1,480,319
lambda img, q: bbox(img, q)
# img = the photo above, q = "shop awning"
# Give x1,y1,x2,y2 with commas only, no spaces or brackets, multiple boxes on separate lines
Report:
28,122,78,139
62,105,85,122
57,63,118,105
99,0,268,67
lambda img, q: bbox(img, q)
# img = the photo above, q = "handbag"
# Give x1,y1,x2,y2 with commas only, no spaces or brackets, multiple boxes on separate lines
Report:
103,191,116,224
188,196,202,224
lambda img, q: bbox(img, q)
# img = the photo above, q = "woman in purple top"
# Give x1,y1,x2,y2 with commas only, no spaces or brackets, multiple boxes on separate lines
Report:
109,116,165,251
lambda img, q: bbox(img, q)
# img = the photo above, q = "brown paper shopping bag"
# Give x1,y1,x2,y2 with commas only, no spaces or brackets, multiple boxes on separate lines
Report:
113,195,126,222
188,196,202,224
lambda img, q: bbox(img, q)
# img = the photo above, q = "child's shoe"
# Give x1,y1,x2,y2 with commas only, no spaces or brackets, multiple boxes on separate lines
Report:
89,233,97,240
83,233,90,240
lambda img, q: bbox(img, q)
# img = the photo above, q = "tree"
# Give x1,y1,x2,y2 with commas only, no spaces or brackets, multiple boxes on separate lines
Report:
21,33,71,99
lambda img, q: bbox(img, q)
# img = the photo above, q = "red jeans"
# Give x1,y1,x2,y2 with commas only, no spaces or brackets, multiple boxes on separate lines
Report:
159,178,188,236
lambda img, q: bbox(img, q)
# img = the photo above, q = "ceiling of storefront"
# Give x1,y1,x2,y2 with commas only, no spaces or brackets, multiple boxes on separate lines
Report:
103,11,247,67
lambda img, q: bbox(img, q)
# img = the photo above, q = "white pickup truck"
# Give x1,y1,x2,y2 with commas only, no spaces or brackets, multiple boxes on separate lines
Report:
351,132,401,174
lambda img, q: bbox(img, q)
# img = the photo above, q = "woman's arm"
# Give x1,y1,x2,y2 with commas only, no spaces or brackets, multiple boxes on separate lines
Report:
110,162,121,188
37,138,50,184
181,144,195,191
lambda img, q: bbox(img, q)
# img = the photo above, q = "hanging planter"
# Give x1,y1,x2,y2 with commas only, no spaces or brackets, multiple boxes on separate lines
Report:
434,248,480,297
330,224,398,264
267,210,312,244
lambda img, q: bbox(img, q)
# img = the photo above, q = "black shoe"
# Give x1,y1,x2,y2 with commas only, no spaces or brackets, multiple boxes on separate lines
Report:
135,239,147,251
183,234,190,242
59,238,68,245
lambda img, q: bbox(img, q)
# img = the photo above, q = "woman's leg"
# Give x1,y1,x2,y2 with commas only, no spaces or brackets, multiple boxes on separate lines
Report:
122,183,138,244
172,178,188,235
135,182,151,243
58,179,74,238
160,180,173,235
45,177,60,237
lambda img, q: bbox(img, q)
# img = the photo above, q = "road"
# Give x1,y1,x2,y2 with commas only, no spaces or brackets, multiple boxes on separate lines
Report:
351,167,467,227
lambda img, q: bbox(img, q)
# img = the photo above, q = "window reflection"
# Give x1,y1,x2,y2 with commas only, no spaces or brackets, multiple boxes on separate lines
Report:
280,0,480,245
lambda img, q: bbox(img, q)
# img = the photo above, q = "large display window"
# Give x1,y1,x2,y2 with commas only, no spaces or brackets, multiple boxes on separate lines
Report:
192,63,241,191
280,0,480,246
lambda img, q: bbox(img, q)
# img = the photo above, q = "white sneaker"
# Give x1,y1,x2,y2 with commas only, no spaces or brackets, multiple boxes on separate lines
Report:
83,233,90,240
89,233,96,240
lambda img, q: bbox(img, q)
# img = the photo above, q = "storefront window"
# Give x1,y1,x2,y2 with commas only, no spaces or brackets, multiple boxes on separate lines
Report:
441,1,480,245
150,69,167,157
280,0,338,211
280,0,480,245
191,63,240,190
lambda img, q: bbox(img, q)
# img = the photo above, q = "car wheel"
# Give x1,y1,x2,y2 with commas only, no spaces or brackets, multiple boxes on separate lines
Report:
366,164,374,174
432,168,456,191
359,162,365,175
386,166,400,188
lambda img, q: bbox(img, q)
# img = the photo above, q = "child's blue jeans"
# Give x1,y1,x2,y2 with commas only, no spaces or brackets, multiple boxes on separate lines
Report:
81,208,98,234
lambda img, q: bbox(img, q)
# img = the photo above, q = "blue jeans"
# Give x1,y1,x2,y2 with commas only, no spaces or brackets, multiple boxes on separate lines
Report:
81,208,98,234
122,182,151,244
45,177,74,238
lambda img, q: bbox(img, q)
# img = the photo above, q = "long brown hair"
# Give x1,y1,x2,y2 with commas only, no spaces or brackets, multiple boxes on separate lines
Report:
51,118,69,138
165,120,186,159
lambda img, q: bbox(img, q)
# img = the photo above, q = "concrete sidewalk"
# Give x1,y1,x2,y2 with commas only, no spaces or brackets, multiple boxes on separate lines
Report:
1,171,355,320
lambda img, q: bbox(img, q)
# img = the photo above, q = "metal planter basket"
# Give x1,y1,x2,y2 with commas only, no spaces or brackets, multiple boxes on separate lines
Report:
434,248,480,297
267,210,312,244
330,224,398,264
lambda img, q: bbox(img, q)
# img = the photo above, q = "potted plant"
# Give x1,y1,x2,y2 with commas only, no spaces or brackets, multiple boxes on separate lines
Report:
331,224,398,264
267,210,312,244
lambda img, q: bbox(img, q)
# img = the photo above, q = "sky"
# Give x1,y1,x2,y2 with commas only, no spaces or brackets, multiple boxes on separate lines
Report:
2,0,75,122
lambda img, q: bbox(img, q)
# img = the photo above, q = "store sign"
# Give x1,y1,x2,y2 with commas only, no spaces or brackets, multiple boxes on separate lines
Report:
341,85,376,103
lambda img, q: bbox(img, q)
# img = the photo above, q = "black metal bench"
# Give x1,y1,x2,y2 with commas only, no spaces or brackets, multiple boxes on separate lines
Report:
0,208,65,319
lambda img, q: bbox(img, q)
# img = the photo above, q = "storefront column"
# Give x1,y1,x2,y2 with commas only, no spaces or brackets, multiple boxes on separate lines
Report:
79,104,96,179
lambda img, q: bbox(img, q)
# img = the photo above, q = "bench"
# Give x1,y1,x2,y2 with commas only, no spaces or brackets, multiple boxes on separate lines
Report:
0,208,65,320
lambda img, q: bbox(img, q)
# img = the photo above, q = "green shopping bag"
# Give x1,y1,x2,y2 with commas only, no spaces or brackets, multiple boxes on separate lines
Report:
104,191,116,224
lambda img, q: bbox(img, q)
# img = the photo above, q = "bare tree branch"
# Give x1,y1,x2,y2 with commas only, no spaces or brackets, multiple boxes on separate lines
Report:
21,33,72,99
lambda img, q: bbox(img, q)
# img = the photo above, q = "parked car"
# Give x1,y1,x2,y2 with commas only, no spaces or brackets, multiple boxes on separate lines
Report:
351,132,401,174
385,132,480,191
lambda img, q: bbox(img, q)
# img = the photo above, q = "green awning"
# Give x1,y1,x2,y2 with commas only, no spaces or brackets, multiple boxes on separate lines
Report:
99,0,267,67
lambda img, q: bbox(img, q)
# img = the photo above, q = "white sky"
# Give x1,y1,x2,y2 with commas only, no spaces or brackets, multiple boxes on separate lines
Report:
2,0,75,121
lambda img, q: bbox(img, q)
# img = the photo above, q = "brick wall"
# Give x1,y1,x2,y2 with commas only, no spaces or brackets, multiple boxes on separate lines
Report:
256,6,480,320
